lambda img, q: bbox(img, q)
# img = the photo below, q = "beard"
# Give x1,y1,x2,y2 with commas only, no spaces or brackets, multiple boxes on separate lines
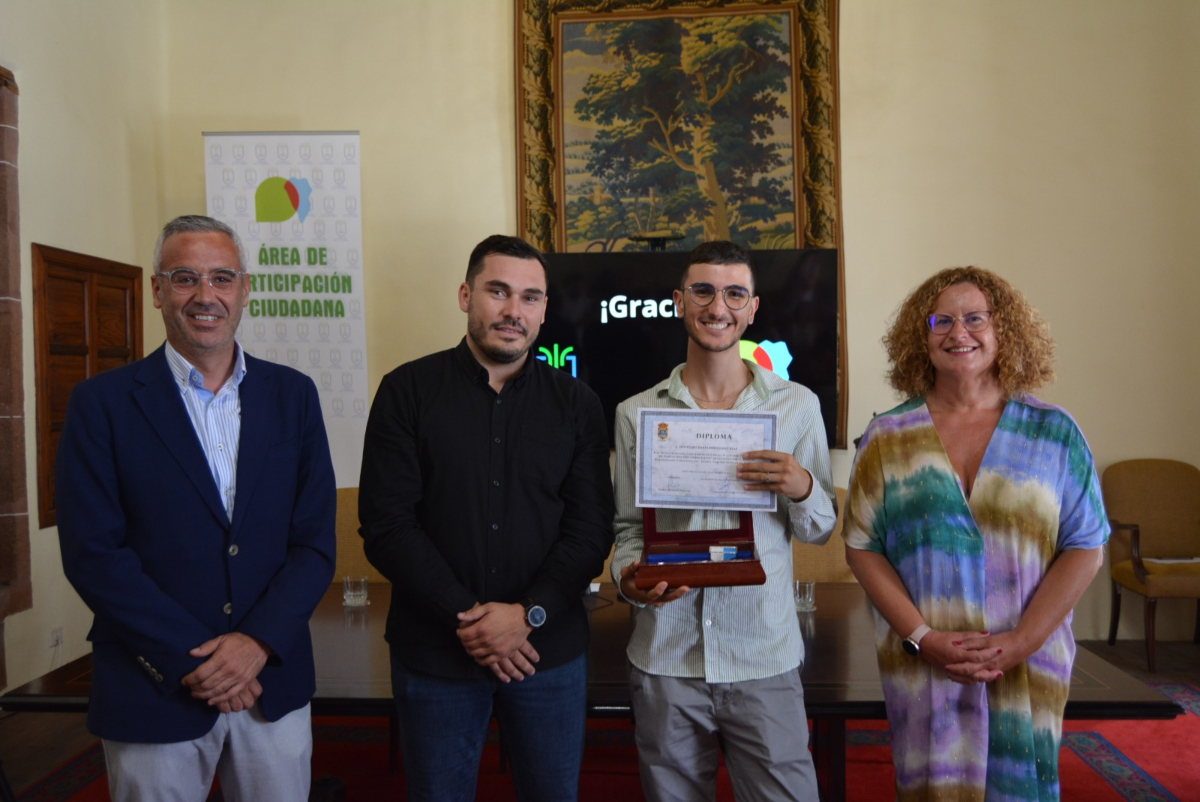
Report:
467,315,530,364
683,314,742,353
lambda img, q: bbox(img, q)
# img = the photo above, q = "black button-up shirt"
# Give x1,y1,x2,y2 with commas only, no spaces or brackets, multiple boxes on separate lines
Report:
359,339,615,680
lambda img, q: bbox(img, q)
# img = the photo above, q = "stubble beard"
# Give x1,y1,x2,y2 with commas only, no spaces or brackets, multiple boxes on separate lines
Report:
685,315,742,354
467,316,529,365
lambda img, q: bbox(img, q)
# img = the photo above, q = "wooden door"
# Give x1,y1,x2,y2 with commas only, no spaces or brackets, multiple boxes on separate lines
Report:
33,244,142,528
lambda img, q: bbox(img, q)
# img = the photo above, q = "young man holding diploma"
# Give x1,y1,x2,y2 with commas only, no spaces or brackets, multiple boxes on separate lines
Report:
611,241,836,802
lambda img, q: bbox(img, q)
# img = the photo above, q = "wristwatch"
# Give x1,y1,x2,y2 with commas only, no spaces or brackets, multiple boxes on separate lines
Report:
902,624,932,656
521,598,547,629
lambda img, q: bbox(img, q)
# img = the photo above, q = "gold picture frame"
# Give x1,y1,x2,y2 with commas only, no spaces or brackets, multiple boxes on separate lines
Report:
514,0,846,445
515,0,841,255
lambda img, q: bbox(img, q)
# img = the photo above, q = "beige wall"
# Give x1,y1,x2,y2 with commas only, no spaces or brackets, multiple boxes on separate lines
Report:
160,0,519,370
836,0,1200,640
2,0,1198,689
0,0,167,689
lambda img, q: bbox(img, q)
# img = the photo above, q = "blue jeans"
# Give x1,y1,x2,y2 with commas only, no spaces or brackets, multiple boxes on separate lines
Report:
391,652,587,802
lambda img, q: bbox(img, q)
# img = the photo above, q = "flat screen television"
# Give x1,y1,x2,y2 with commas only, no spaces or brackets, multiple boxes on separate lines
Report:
536,249,839,447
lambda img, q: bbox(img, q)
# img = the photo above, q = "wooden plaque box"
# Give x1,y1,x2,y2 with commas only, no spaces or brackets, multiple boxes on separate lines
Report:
634,509,767,589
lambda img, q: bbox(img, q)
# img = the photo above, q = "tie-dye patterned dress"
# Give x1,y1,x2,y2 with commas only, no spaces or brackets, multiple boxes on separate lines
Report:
843,396,1109,801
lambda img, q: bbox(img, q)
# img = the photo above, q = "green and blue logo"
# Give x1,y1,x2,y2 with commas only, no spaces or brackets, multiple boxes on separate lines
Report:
537,343,577,377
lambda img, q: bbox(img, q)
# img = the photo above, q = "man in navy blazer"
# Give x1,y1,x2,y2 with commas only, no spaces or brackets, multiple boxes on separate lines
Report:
56,215,336,801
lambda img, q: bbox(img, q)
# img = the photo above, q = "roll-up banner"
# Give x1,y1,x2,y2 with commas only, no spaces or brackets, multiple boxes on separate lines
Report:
205,131,368,486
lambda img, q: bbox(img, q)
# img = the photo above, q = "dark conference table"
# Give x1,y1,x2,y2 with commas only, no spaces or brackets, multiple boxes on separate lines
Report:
1,583,1182,801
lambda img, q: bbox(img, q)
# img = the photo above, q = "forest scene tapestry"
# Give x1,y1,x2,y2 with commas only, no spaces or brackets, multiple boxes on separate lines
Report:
516,0,841,255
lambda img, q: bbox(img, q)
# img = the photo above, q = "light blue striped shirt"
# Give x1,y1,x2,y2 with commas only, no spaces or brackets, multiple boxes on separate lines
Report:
611,361,837,683
164,342,246,519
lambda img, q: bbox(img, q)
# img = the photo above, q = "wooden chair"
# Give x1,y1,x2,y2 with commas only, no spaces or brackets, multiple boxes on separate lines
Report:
793,488,856,583
334,487,386,584
1103,459,1200,672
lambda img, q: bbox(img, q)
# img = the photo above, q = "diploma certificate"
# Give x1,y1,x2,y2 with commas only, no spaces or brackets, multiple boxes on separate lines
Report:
634,408,778,511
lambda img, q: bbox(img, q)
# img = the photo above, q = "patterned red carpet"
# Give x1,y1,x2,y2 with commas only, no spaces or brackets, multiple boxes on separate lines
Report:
17,683,1200,801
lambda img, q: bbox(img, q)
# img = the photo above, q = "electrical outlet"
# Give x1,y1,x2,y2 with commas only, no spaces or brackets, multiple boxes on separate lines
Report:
49,627,63,648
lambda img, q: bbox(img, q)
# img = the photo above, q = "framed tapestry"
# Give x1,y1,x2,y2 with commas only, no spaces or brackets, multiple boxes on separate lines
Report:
515,0,846,445
515,0,841,255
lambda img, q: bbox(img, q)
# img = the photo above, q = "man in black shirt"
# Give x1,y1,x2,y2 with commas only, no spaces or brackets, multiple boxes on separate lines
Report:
359,235,615,802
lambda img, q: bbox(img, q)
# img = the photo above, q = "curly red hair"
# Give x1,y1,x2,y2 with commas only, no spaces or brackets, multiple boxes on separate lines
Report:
883,266,1055,399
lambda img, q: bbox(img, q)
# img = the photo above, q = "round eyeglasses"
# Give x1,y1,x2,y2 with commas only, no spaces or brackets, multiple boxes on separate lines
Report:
683,283,753,310
157,268,246,295
928,310,992,335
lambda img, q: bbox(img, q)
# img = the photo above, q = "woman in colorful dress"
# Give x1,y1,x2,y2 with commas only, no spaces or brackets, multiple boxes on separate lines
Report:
843,266,1108,801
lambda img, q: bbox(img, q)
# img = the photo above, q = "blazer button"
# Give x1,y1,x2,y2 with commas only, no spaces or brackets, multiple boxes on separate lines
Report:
223,602,233,615
137,656,146,665
228,544,239,556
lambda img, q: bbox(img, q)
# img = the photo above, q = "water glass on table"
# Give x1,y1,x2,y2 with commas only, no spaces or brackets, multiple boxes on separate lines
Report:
793,580,815,612
343,576,369,607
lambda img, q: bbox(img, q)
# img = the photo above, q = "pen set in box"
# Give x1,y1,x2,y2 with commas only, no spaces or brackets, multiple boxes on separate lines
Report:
634,509,766,589
647,547,755,565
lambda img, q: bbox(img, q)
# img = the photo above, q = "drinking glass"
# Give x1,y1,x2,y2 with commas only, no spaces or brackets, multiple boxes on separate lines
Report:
794,580,816,612
343,576,369,607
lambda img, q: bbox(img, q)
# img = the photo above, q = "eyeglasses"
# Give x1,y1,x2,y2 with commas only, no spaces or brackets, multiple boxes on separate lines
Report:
683,283,753,310
157,268,246,295
928,310,992,335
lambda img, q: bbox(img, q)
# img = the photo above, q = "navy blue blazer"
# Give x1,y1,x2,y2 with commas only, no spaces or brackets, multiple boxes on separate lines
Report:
56,346,336,743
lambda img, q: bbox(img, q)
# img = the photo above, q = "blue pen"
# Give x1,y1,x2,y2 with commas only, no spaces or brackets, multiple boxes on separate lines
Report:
647,551,754,565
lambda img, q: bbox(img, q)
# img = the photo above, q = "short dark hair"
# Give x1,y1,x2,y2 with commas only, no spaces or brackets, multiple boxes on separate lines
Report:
682,240,756,291
465,235,548,286
154,215,246,273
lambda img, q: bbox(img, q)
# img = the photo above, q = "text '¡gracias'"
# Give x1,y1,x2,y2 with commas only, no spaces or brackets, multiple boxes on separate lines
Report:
600,295,679,324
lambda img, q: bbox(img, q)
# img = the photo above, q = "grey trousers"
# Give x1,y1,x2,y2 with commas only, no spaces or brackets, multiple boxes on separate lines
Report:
102,702,312,802
629,666,819,802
